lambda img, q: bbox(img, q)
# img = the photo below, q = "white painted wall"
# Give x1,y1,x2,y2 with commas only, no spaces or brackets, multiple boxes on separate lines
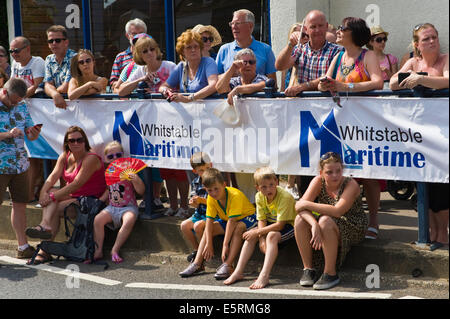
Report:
271,0,449,73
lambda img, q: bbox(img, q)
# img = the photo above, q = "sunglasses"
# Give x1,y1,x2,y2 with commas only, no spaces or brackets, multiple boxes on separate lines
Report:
242,60,256,65
337,25,351,32
9,46,27,54
47,38,66,44
414,23,426,31
320,152,341,161
67,137,85,144
374,37,387,43
78,58,92,65
142,47,156,54
106,152,123,160
202,36,214,43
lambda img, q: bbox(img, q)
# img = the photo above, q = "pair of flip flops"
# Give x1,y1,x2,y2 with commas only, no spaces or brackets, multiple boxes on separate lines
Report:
365,227,379,240
25,225,52,240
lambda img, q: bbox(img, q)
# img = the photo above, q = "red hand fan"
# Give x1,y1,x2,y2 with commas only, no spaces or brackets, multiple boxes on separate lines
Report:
105,157,147,186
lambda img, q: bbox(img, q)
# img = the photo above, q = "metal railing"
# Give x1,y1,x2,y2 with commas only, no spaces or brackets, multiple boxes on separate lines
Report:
30,87,449,244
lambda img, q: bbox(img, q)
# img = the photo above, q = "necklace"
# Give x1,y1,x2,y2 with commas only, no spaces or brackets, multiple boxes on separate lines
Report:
340,62,355,76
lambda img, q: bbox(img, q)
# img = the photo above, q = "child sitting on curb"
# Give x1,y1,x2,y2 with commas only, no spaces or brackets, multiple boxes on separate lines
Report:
180,152,212,262
179,167,256,279
224,167,296,289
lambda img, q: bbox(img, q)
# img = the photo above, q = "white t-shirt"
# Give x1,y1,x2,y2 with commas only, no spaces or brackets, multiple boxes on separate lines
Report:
127,60,176,92
11,56,45,91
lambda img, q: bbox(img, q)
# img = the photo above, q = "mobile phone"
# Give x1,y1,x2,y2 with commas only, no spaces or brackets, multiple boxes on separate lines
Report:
398,72,428,85
34,123,43,128
320,76,329,82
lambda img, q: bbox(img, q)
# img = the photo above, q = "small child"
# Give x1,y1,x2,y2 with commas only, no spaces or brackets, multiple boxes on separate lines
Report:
92,141,145,264
179,167,257,279
180,152,212,262
224,167,296,289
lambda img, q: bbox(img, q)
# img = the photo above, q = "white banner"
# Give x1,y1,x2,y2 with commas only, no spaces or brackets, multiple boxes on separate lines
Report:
26,96,449,183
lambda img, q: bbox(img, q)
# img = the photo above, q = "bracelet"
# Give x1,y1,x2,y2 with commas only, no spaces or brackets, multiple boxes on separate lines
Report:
189,93,195,102
49,192,56,202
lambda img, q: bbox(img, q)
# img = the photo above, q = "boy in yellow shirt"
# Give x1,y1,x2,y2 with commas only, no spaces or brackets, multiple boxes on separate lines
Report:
224,167,296,289
179,167,256,279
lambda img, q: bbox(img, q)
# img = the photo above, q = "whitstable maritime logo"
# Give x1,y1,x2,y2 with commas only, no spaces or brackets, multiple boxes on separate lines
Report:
299,110,426,169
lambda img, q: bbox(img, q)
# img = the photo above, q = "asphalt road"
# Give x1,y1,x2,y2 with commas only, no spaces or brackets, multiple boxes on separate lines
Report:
0,248,448,308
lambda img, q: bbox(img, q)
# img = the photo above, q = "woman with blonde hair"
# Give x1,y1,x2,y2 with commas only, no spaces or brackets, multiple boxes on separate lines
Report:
118,35,176,96
192,24,222,59
67,49,108,100
389,23,449,90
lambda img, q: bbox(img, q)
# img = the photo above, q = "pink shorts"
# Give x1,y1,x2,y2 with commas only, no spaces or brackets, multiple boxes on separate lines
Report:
159,169,187,182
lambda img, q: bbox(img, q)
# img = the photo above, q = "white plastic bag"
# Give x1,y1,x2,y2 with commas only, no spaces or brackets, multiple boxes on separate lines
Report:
213,95,241,125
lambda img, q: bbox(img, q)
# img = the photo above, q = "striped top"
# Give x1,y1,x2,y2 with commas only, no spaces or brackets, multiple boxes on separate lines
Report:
109,47,133,84
291,41,342,84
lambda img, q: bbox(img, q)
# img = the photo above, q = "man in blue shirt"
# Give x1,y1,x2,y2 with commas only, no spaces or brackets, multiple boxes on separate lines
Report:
216,9,277,86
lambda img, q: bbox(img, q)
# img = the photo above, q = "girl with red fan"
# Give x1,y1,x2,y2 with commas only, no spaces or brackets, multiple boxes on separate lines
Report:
93,141,145,264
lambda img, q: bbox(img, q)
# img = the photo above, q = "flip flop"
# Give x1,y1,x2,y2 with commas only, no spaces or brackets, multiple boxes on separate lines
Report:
111,253,123,264
26,225,52,240
365,227,379,240
27,253,53,265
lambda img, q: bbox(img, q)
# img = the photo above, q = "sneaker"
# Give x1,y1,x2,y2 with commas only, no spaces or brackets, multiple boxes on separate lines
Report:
187,250,197,263
16,245,36,259
299,268,317,286
165,207,178,216
138,200,146,211
214,263,233,280
179,262,205,277
153,198,165,210
313,273,340,290
175,207,191,219
285,185,300,200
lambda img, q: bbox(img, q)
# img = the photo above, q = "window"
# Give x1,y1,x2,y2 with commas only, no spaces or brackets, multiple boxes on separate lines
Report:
20,0,84,60
90,0,166,78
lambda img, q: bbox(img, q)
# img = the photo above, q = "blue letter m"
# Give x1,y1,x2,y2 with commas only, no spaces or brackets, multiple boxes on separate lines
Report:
299,110,342,167
113,111,144,156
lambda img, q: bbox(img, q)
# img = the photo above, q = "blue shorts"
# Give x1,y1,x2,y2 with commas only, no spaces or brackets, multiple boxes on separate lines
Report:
266,222,294,243
189,211,207,224
218,213,257,231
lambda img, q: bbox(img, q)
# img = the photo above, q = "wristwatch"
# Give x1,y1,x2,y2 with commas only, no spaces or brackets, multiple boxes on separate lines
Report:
189,93,195,102
347,83,354,91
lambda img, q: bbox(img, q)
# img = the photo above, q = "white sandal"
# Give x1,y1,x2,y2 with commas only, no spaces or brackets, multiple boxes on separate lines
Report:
365,226,379,239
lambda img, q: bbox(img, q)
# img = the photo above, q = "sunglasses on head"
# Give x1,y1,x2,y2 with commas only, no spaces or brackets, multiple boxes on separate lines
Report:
337,25,351,32
142,47,156,54
414,23,426,31
320,152,341,161
78,58,92,65
374,36,387,43
47,38,66,44
9,46,27,54
202,36,214,43
106,152,123,160
67,137,85,144
242,59,256,65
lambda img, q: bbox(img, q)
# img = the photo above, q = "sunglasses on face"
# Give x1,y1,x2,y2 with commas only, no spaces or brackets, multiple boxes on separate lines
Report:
374,36,387,43
142,47,156,54
47,38,66,44
106,152,123,160
78,58,92,65
9,46,27,54
337,25,351,32
202,36,214,43
242,60,256,65
67,137,85,144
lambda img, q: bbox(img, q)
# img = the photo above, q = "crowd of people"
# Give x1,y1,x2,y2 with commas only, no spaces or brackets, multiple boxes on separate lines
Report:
0,8,448,290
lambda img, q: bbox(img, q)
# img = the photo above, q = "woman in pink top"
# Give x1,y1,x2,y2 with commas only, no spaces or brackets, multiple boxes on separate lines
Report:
26,126,107,264
367,26,398,85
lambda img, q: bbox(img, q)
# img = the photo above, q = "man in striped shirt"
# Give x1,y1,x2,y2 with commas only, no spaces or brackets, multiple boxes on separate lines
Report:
275,10,342,96
109,18,147,90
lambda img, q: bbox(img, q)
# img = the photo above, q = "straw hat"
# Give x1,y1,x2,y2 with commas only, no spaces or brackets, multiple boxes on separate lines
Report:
192,24,222,47
370,25,389,37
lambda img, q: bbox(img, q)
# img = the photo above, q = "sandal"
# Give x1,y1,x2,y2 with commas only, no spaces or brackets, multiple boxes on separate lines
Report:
26,225,52,240
365,226,379,240
111,253,123,264
27,252,53,265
